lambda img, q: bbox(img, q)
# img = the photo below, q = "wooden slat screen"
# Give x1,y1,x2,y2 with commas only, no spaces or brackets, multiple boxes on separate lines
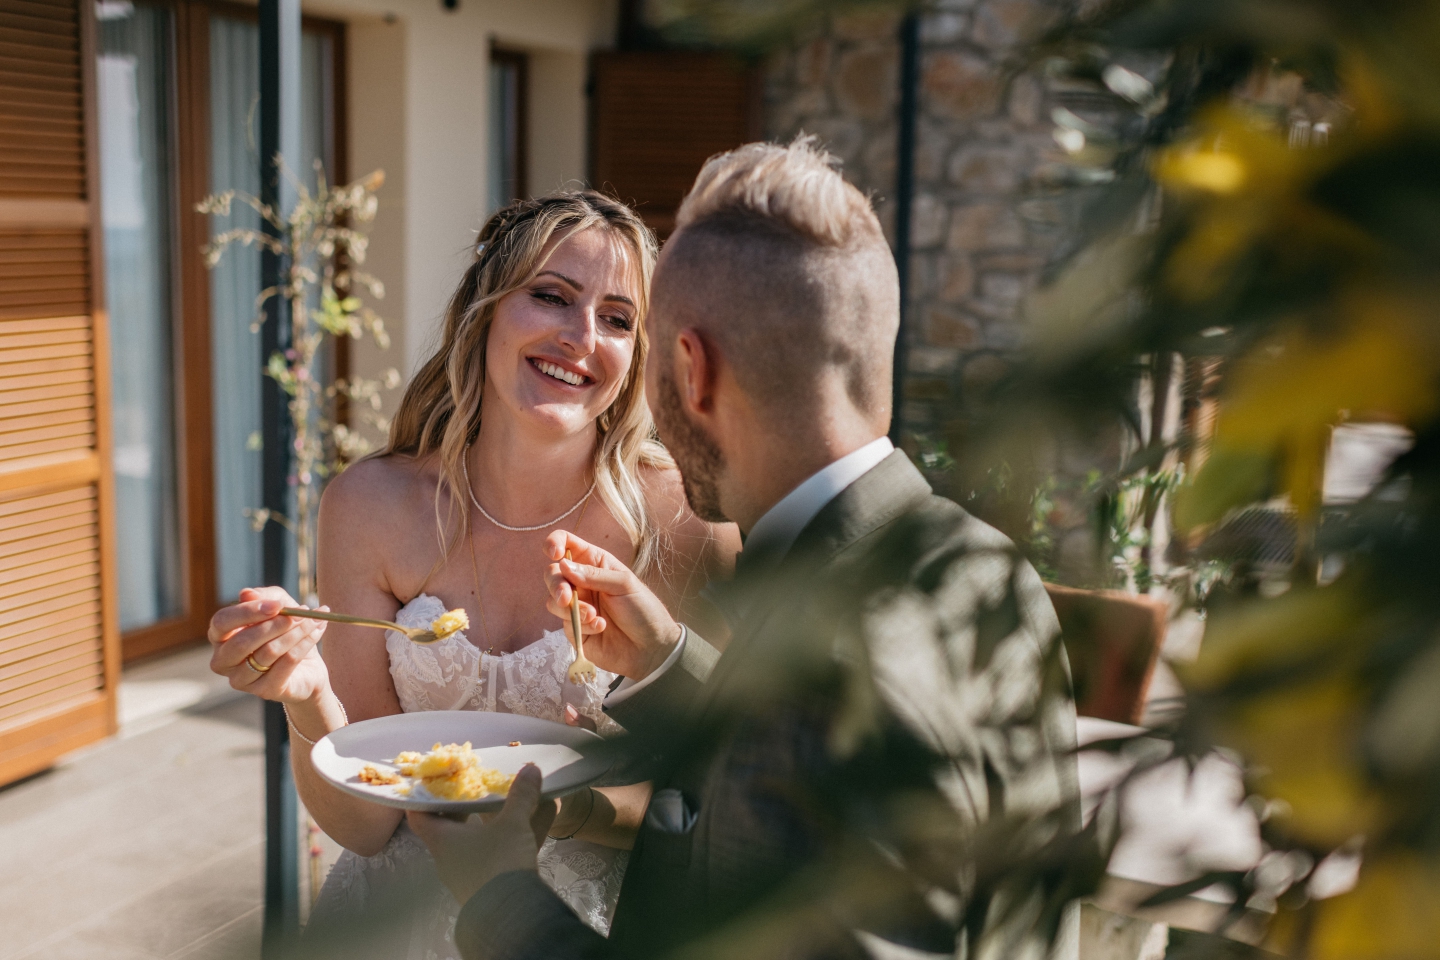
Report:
0,0,118,786
0,0,84,198
591,52,759,237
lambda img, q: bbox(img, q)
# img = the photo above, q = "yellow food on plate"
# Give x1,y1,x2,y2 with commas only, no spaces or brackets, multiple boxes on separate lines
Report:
393,741,515,801
357,764,401,785
429,609,470,641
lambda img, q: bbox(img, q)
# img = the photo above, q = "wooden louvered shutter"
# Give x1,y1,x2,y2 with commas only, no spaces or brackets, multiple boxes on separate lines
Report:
591,52,760,237
0,0,119,784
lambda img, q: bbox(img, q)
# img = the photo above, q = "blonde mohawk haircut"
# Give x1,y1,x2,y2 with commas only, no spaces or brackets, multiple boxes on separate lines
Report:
675,136,885,250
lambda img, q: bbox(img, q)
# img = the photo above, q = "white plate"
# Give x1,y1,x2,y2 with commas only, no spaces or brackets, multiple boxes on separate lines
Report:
311,711,612,813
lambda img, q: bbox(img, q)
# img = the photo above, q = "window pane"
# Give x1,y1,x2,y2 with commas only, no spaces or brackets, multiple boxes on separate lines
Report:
208,16,332,601
96,1,183,632
488,56,523,212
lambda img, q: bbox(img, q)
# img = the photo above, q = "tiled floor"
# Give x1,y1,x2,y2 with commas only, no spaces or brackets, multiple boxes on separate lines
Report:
0,644,343,960
0,687,265,960
1,638,1273,959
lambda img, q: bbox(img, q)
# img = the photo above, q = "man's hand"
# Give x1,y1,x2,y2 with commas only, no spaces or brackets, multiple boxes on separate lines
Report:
407,765,557,906
543,531,683,681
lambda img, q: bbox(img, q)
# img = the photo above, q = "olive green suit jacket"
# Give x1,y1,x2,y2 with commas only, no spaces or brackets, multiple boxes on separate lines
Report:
454,451,1079,960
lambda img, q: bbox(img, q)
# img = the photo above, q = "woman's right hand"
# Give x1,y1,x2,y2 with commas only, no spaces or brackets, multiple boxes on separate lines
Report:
208,586,331,706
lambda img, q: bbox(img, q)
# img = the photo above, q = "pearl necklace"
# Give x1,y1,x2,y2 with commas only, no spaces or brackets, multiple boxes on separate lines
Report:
463,453,596,532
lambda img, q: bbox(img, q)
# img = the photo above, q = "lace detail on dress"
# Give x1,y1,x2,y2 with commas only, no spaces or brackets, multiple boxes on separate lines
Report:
308,594,629,959
384,594,621,736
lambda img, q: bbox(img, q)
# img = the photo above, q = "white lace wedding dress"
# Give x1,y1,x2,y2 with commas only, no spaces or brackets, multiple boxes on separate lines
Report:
307,594,628,959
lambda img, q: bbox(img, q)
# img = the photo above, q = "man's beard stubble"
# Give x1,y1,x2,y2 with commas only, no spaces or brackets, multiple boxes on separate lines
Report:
653,370,728,523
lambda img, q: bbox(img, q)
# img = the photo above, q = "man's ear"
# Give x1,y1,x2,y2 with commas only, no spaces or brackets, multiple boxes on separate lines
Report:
675,328,717,417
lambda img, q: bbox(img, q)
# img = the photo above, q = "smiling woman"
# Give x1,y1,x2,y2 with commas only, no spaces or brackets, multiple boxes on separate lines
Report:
390,193,666,572
203,189,739,956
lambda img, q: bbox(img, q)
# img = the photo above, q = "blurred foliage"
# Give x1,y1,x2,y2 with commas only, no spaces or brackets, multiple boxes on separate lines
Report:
951,0,1440,955
199,164,398,602
651,0,1440,953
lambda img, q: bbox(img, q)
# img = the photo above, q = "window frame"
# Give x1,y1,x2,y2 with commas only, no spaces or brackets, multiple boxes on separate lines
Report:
489,46,528,207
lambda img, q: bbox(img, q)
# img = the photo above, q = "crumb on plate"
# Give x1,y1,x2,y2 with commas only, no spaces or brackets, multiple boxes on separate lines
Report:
358,764,401,786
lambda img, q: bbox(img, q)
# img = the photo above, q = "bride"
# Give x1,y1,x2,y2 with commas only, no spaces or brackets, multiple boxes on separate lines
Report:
205,190,739,958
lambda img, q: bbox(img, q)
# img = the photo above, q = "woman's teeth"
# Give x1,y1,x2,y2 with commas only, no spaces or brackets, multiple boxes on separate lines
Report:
534,360,585,386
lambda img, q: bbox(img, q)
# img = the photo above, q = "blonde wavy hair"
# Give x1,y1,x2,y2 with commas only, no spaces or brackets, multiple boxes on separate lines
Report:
383,190,672,575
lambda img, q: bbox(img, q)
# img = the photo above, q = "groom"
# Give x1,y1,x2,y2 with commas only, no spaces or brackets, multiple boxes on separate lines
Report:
409,139,1079,959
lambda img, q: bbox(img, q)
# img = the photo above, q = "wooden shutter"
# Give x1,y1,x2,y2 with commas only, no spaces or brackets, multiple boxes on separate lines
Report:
0,0,119,784
591,52,760,237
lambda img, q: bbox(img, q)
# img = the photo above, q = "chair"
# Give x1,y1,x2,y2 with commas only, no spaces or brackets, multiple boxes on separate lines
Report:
1044,584,1168,725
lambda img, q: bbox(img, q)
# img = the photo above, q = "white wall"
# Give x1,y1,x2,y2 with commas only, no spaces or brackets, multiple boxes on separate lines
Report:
528,50,589,197
306,0,615,441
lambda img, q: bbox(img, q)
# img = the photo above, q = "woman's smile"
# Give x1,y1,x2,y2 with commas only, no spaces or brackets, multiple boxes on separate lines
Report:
527,355,592,388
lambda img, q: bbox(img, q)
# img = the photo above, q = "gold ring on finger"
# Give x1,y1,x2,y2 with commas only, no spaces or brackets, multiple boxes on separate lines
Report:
246,654,270,674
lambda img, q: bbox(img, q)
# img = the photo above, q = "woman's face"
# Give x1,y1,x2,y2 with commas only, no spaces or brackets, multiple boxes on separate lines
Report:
484,226,641,439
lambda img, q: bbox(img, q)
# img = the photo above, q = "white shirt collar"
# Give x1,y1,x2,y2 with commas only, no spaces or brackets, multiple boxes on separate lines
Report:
743,436,895,567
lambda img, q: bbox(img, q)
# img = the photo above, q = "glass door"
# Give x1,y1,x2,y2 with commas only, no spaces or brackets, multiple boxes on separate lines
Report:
95,1,184,634
92,0,345,657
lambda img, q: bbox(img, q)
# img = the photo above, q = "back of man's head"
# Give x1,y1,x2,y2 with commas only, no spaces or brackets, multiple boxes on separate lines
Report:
653,138,899,429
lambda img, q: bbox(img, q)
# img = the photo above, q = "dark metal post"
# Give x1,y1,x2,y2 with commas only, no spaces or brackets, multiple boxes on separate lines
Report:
259,0,301,952
891,11,921,445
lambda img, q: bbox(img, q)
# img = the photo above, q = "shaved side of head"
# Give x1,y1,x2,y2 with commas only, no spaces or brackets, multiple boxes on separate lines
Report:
651,139,900,427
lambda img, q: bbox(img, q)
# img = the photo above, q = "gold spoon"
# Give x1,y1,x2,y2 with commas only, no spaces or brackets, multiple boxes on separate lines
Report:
564,552,597,683
279,607,466,646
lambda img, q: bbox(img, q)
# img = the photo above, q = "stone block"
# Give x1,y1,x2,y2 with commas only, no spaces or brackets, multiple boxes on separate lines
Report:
804,116,865,164
863,134,897,186
941,255,976,302
921,50,1001,122
988,317,1035,348
979,271,1026,308
977,251,1045,272
947,202,1025,251
915,122,949,181
910,193,949,249
972,0,1052,51
796,36,833,88
1008,72,1046,126
920,11,970,44
924,305,982,349
948,144,1024,194
1018,196,1068,227
831,8,903,41
907,343,962,376
835,47,899,121
955,349,1011,394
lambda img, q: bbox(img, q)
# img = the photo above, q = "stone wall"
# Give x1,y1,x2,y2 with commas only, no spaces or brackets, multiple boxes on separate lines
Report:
760,0,1072,442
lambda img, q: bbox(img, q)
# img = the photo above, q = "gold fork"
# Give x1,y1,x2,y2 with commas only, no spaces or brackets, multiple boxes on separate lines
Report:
279,607,446,645
564,552,597,683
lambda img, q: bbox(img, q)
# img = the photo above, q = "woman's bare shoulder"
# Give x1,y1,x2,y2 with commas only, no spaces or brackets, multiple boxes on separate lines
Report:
638,463,740,578
320,453,438,542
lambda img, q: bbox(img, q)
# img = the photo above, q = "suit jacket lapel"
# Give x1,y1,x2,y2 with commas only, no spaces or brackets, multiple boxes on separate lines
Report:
695,451,934,717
